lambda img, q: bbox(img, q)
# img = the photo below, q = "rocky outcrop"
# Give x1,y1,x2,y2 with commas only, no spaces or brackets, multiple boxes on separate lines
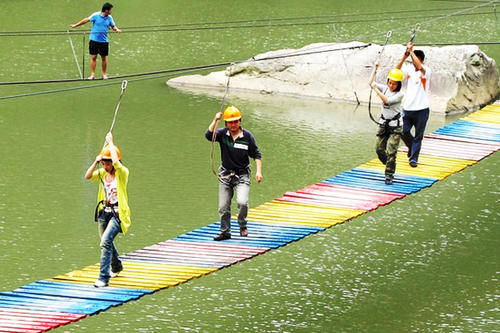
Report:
167,42,499,114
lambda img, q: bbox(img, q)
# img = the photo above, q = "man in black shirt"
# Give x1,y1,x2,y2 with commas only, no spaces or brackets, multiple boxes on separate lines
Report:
205,106,263,241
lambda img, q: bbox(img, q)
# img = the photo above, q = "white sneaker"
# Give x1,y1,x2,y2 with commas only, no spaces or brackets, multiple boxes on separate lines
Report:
110,268,122,278
87,75,95,80
94,279,108,288
102,74,108,80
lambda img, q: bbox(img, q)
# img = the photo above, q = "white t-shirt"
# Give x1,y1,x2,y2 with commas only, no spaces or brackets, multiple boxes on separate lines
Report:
402,63,431,111
104,177,118,205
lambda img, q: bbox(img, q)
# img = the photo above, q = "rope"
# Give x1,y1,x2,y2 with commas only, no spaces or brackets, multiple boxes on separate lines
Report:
368,30,392,125
108,80,128,134
66,30,82,79
352,0,497,43
210,65,234,177
0,43,370,86
0,66,228,101
332,24,360,105
82,33,86,79
0,11,491,37
414,41,500,45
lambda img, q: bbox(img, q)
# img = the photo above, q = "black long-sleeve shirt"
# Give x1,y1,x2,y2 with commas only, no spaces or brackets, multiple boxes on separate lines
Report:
205,127,261,172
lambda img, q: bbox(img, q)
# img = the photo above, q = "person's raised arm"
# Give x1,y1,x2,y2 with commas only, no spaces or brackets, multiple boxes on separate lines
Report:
105,132,120,164
409,50,426,75
208,112,222,133
368,59,380,85
370,82,388,104
396,41,411,70
70,17,90,29
85,154,102,180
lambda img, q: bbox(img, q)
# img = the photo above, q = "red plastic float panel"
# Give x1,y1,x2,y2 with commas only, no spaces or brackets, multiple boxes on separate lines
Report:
0,308,86,332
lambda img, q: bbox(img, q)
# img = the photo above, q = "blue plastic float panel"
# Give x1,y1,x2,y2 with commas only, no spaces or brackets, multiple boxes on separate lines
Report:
322,168,437,194
434,120,500,142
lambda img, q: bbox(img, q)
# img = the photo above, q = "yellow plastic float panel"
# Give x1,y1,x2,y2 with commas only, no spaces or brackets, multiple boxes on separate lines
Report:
357,154,476,180
52,262,218,290
461,105,500,125
245,201,366,228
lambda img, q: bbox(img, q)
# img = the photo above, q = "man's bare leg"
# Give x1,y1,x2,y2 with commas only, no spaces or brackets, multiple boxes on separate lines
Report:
89,54,98,79
101,55,108,79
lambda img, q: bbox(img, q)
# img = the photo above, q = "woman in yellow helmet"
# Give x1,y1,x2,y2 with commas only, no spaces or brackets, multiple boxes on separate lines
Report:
368,60,405,185
84,132,130,287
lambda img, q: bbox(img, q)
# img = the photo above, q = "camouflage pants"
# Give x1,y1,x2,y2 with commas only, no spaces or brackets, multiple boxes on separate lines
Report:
375,125,402,179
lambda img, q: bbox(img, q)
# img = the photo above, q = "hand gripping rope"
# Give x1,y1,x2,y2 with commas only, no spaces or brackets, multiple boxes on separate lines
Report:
210,65,233,177
367,30,392,125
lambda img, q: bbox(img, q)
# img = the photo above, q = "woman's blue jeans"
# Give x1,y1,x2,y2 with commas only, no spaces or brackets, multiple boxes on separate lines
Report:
98,212,123,283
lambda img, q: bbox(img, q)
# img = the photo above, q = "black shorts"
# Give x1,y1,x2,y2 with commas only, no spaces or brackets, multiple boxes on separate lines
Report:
89,40,109,57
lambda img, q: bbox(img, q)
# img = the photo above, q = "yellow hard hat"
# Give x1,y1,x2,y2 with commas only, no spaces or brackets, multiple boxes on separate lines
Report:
387,69,404,82
223,105,242,122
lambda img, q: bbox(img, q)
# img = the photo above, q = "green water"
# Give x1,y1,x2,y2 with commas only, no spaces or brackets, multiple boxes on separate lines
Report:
0,1,499,332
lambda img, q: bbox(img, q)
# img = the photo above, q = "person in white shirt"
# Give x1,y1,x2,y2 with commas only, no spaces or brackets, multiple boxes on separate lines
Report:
396,41,431,168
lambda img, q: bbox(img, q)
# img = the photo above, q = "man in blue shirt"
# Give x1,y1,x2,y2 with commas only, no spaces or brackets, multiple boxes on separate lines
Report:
70,3,121,80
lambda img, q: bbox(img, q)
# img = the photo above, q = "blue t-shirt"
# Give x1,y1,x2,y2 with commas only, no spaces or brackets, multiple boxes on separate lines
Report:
89,12,115,43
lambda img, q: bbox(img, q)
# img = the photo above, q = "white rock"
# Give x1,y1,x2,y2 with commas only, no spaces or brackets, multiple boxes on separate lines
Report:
167,42,499,114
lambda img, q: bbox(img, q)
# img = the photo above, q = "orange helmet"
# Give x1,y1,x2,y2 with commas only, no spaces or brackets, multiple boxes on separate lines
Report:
100,145,121,160
223,105,242,122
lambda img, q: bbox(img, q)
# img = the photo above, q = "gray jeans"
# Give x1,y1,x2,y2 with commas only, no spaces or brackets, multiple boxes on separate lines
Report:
218,174,250,235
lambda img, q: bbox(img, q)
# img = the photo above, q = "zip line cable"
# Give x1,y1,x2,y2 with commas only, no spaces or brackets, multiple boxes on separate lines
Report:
120,6,480,30
0,43,371,86
0,66,209,101
0,1,497,100
264,1,497,64
0,11,493,37
0,6,482,36
1,38,499,101
351,0,497,44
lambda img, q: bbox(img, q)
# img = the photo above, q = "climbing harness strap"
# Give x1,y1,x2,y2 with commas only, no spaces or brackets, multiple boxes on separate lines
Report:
377,113,402,137
94,200,121,223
